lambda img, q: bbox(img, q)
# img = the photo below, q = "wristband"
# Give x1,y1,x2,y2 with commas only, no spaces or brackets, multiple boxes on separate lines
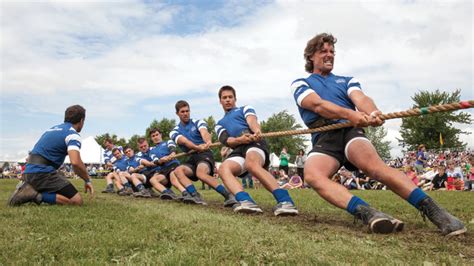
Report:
85,179,92,184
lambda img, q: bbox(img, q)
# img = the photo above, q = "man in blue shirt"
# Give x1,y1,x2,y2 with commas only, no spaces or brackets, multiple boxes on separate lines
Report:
216,86,298,216
110,148,134,196
291,33,465,236
124,146,151,198
171,100,237,206
101,138,123,194
8,105,94,206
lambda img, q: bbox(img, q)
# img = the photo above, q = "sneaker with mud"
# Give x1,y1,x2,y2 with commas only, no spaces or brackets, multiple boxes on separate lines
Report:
101,185,115,194
418,197,467,236
354,205,398,234
118,187,133,196
233,200,263,214
160,190,178,200
272,201,299,216
8,182,42,206
223,194,238,208
183,193,207,205
133,189,151,198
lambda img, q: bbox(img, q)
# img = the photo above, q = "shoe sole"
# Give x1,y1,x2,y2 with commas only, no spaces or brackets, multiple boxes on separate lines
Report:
370,218,396,234
160,195,176,200
446,227,467,237
223,201,238,208
233,207,263,214
133,195,151,198
392,219,405,232
274,209,299,217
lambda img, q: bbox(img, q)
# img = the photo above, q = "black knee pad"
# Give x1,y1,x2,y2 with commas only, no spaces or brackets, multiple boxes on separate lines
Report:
57,184,78,199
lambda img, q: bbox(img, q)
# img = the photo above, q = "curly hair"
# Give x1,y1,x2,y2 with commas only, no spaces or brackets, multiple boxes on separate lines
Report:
304,33,337,73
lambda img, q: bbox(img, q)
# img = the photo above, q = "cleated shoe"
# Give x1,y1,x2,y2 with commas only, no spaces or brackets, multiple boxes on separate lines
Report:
233,200,263,214
272,201,299,216
183,193,207,205
160,190,178,200
133,189,152,198
418,197,467,236
223,194,238,208
354,205,398,234
101,185,115,194
8,182,41,206
147,188,160,198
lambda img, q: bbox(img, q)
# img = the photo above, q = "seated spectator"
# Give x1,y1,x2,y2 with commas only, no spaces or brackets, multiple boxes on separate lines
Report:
277,169,289,186
281,171,303,189
465,156,474,191
340,169,358,190
446,160,464,191
429,165,448,191
404,165,419,186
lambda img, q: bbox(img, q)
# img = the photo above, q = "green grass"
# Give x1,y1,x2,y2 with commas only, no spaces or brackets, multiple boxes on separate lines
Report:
1,179,473,264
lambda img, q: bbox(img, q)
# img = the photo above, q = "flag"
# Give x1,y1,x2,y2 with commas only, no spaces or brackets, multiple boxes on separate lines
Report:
439,133,444,146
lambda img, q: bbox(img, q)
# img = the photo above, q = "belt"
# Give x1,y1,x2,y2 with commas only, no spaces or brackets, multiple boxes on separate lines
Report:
28,154,57,168
307,118,334,129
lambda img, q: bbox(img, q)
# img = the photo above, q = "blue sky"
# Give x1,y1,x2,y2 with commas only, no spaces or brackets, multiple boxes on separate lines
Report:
1,0,473,161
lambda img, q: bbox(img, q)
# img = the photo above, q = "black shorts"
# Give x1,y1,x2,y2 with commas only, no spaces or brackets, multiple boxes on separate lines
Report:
309,127,368,171
184,151,215,181
23,171,78,198
157,163,179,188
227,140,270,172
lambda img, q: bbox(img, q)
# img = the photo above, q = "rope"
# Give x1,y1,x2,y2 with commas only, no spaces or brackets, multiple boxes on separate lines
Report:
171,100,474,159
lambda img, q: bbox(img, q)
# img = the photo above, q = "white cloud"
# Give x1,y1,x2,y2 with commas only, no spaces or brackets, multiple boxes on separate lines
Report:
1,0,473,161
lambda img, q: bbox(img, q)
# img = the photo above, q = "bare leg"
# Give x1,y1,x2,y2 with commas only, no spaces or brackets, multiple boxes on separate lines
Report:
218,160,245,195
245,151,279,192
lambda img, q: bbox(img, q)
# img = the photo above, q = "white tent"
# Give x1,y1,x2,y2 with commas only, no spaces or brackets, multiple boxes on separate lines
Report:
64,136,104,164
270,152,296,168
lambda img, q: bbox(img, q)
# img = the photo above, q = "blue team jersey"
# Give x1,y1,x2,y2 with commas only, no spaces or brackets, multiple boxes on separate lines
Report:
112,156,129,172
291,73,361,142
169,119,208,152
127,155,142,173
136,147,159,172
150,140,179,168
103,146,123,164
215,106,257,140
24,122,82,174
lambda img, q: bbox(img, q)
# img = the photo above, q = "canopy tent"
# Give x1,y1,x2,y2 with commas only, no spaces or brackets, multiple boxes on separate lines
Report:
64,136,104,164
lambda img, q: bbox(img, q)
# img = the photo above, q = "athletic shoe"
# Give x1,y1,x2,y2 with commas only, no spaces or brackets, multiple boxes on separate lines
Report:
133,189,151,198
354,205,398,234
147,188,160,198
223,194,238,208
418,197,467,236
183,193,207,205
160,190,178,200
101,185,115,194
272,201,299,216
118,187,133,196
233,200,263,214
8,182,41,206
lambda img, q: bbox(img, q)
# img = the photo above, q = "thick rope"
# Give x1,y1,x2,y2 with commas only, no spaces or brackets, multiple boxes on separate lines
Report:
171,100,474,159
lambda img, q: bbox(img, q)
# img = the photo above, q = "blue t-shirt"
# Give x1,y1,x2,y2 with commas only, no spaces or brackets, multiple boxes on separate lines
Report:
150,140,179,169
127,155,142,173
415,151,426,165
24,122,82,174
215,106,257,140
103,146,123,164
112,156,129,172
292,73,361,142
136,147,159,172
169,119,208,152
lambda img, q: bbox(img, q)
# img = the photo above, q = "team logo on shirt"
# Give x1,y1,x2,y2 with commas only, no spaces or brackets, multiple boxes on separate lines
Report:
336,78,345,84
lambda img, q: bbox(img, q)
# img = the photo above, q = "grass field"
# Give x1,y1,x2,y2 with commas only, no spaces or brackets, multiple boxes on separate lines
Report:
1,179,473,264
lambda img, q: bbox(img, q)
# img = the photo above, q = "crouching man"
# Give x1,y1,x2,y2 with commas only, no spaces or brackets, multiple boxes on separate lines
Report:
8,105,94,206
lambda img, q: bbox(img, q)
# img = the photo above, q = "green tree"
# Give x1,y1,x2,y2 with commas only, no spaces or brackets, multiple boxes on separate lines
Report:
364,126,391,160
260,110,307,160
95,133,127,149
145,118,176,144
126,134,141,152
398,89,472,150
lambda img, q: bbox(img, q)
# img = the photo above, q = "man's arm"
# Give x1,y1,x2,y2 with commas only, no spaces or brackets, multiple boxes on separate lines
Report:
68,150,94,193
300,92,371,127
349,90,384,126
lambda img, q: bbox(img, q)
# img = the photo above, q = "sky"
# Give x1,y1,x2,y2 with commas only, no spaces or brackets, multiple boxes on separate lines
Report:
1,0,473,162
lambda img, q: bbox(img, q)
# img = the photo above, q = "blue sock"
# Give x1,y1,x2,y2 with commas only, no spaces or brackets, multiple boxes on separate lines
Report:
235,191,255,203
41,192,56,204
186,185,197,195
407,188,428,209
214,184,229,197
163,189,172,193
346,196,369,215
124,182,131,188
272,188,294,204
136,183,144,191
